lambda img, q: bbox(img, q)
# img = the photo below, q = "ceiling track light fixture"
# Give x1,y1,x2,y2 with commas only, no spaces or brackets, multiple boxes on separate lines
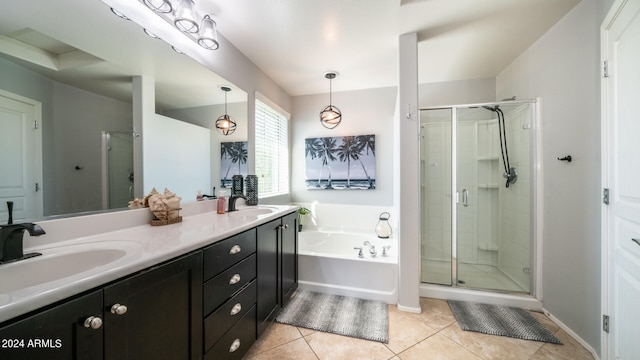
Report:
137,0,219,50
215,86,237,136
320,71,342,129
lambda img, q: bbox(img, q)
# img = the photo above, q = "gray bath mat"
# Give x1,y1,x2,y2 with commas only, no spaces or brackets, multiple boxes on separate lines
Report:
276,290,388,343
448,300,562,344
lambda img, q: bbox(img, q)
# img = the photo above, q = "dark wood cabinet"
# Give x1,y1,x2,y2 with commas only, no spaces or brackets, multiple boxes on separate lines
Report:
0,290,104,360
103,252,203,360
202,229,257,359
280,212,298,307
256,212,298,337
0,210,296,360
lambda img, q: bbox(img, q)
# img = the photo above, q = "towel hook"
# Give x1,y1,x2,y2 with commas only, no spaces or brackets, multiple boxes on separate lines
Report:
557,155,572,162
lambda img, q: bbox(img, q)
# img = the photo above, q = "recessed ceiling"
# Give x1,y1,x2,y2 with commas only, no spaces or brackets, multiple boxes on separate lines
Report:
198,0,580,96
2,0,580,105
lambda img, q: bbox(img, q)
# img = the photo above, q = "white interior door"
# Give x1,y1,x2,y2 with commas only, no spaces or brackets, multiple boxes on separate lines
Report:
0,90,42,222
602,0,640,358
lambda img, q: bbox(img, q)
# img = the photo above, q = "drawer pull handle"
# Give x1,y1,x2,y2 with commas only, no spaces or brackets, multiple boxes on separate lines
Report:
230,303,242,316
633,238,640,247
83,316,103,330
229,273,241,285
229,339,241,353
110,303,128,315
229,244,241,254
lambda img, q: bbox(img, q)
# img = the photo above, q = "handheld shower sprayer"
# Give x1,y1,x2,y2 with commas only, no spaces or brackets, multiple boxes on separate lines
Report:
483,105,517,188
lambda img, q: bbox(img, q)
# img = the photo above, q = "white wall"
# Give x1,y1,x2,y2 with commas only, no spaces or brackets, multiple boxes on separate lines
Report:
419,78,497,107
52,83,132,215
496,0,611,354
290,86,396,206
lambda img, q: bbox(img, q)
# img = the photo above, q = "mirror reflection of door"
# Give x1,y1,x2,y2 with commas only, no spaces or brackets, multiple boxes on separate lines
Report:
0,90,42,222
101,131,134,210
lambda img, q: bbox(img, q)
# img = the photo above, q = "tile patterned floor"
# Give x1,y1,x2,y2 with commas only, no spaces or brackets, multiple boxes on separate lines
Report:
243,298,594,360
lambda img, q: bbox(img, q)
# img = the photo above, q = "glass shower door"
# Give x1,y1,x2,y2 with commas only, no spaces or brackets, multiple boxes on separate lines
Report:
455,105,531,293
420,109,453,285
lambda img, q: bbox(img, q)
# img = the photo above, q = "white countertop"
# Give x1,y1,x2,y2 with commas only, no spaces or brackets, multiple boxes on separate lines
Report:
0,204,297,324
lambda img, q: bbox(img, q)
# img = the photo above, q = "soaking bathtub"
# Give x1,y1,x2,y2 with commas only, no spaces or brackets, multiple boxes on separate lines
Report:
297,229,398,303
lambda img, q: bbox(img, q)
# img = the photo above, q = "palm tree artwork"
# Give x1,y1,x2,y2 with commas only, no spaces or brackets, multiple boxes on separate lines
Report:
305,134,375,190
221,141,248,188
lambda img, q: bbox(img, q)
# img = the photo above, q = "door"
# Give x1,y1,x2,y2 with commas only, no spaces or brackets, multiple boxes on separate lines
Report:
281,212,298,306
602,0,640,358
0,90,42,221
103,252,203,360
256,218,280,337
0,290,103,360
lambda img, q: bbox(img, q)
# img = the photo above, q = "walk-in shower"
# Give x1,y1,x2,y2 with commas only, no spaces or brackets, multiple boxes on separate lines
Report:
101,130,136,210
419,100,538,298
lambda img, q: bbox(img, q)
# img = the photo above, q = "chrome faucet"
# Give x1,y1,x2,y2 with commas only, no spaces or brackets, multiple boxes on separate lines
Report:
0,223,46,264
228,194,248,212
363,241,377,257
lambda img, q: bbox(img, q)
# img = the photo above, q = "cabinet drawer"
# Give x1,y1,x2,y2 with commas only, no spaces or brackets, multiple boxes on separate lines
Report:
204,305,256,360
204,229,256,281
204,254,256,315
204,280,256,352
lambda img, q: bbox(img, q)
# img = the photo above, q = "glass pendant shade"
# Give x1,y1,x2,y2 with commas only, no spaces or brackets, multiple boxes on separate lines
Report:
320,72,342,129
174,0,199,33
143,0,172,13
215,115,236,135
320,105,342,129
198,15,219,50
216,86,236,135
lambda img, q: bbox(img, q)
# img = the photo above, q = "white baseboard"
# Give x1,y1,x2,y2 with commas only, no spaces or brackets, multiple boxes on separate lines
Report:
543,308,600,360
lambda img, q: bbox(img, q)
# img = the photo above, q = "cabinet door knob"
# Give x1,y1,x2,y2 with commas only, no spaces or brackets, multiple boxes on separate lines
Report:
229,339,241,353
230,303,242,316
110,303,128,315
83,316,103,329
229,273,241,285
229,244,241,254
283,224,289,229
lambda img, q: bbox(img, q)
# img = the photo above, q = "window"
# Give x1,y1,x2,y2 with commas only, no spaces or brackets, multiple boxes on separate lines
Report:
255,96,289,197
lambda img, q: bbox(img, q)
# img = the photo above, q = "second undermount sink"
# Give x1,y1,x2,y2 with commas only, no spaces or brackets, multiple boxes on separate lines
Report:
0,240,143,294
227,206,278,218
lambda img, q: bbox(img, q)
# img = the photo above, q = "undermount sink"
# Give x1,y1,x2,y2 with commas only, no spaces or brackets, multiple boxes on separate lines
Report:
0,240,143,294
227,206,278,218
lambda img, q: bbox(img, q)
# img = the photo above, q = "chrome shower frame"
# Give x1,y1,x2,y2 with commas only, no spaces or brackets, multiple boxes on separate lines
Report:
418,98,542,303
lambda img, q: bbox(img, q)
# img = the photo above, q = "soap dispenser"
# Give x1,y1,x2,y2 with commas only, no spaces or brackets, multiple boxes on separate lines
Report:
217,190,226,214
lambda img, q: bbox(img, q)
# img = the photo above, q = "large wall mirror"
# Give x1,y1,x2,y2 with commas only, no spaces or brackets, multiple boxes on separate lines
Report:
0,0,248,222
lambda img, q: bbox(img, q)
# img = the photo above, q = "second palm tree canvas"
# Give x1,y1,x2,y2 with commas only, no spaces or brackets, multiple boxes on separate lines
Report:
221,141,248,188
305,134,376,190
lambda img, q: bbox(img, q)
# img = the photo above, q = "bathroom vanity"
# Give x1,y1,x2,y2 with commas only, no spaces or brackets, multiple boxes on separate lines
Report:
0,206,298,360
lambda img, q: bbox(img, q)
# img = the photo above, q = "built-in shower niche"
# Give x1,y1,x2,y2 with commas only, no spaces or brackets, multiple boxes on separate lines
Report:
476,120,500,267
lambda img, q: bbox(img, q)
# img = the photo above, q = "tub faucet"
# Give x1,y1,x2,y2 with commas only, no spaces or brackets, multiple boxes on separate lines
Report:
0,223,46,264
353,247,364,258
228,194,248,212
363,241,377,257
382,245,391,257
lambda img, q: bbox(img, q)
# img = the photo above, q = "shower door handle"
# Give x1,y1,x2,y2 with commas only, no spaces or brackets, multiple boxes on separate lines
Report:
462,189,469,207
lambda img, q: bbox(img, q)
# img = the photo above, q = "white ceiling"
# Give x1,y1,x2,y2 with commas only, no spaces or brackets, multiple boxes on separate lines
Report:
0,0,580,107
201,0,581,96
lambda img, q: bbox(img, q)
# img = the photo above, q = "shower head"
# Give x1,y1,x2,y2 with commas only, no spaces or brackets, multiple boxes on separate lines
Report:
482,105,499,112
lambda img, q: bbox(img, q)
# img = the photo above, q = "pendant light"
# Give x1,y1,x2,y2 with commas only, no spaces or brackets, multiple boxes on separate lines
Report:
215,86,236,136
320,71,342,129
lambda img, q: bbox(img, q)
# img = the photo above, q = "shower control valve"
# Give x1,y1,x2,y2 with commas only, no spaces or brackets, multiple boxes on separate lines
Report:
353,247,364,258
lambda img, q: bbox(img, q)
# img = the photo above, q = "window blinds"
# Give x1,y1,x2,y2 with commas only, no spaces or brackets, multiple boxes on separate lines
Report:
255,98,289,196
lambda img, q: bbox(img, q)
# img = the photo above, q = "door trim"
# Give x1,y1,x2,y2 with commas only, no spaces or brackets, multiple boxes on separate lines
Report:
0,88,43,218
